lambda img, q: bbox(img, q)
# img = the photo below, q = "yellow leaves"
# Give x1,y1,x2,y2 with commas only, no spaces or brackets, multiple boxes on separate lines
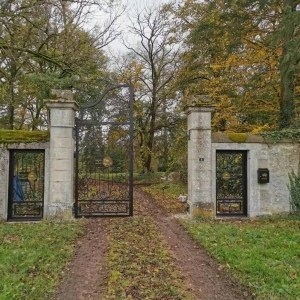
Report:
251,124,272,134
174,0,283,132
118,61,144,90
107,216,187,298
209,64,223,72
111,270,122,282
141,184,187,214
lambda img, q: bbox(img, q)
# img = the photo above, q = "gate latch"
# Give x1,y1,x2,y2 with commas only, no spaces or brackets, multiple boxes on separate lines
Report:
258,168,269,183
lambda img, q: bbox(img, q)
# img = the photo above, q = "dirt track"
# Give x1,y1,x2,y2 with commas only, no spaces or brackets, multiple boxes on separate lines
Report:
53,187,250,300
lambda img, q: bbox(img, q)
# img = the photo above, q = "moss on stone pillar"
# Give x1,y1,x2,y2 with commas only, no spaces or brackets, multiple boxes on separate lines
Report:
190,202,215,219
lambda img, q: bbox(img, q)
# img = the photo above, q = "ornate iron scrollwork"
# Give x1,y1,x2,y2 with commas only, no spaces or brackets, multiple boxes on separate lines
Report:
75,84,134,217
216,151,247,215
8,150,45,220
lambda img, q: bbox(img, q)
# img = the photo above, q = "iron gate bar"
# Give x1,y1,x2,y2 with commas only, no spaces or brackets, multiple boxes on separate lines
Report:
75,84,134,218
79,84,133,119
78,200,129,215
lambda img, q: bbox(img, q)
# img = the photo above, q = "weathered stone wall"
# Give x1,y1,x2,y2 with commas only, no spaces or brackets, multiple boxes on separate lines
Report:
186,99,300,218
0,145,9,221
0,90,78,222
185,102,215,218
212,133,300,217
0,142,50,221
45,90,78,220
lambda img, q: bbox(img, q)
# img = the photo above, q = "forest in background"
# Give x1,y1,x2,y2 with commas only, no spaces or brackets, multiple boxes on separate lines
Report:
1,0,300,173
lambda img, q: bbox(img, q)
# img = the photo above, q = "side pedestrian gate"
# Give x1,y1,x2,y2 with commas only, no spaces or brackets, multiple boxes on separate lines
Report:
8,150,45,221
75,84,134,217
216,150,247,216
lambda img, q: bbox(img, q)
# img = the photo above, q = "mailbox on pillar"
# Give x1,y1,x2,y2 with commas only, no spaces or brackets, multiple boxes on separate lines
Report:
258,168,269,183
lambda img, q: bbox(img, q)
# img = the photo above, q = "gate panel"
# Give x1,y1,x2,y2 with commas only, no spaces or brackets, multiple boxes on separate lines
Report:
8,150,45,221
75,84,134,217
216,150,247,216
76,123,132,217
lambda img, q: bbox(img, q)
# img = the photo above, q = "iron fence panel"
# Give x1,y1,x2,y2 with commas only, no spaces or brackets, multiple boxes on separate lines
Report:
8,150,45,221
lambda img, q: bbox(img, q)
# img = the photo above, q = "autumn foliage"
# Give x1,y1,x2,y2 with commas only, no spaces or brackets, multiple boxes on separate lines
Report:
174,0,300,132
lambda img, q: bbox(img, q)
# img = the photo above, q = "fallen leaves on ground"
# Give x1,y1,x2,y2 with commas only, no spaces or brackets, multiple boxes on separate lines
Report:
142,183,187,214
105,216,192,300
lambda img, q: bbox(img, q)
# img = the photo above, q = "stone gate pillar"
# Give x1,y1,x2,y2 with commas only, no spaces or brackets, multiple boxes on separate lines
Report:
185,96,216,218
45,90,79,220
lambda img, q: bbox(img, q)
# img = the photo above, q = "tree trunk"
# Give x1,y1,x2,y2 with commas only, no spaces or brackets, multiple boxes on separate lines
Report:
278,0,298,129
8,104,14,130
8,49,17,130
8,77,15,130
279,55,296,129
145,89,157,172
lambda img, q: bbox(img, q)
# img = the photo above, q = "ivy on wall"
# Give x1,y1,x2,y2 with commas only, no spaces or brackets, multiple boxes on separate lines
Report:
259,129,300,143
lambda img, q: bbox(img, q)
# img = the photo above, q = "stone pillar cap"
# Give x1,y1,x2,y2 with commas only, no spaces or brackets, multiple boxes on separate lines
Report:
51,89,73,101
184,95,216,114
184,104,216,114
46,90,79,111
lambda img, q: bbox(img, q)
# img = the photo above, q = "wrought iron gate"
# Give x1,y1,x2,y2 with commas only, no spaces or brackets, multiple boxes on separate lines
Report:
216,150,247,216
8,150,45,221
75,84,134,217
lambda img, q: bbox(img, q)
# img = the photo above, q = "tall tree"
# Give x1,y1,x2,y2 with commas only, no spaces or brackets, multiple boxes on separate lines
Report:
122,3,181,171
175,0,300,131
0,0,122,129
277,0,300,128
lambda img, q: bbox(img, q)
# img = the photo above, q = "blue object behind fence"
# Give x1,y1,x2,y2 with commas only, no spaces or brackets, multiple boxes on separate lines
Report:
13,175,25,202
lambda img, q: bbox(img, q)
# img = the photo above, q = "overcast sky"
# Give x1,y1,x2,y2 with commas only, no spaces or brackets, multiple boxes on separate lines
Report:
122,0,169,10
109,0,171,53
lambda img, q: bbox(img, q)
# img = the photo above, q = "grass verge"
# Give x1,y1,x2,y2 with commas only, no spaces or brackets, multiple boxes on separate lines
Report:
146,183,300,299
181,216,300,300
142,182,187,214
0,220,85,300
105,217,191,300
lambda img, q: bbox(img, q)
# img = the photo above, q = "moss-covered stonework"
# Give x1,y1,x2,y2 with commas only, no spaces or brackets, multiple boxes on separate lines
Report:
227,133,247,143
51,89,73,101
189,202,214,219
0,130,50,144
212,132,295,144
46,204,73,221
